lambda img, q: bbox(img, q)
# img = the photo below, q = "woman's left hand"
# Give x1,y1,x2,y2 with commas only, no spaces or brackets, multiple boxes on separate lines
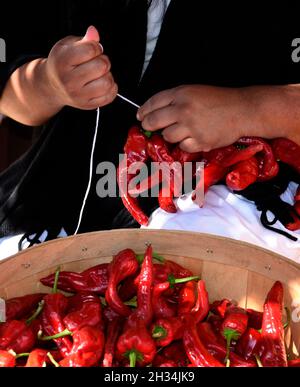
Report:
137,85,256,153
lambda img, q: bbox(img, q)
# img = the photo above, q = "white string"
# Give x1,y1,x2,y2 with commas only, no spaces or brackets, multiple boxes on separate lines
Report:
74,107,101,235
117,94,141,109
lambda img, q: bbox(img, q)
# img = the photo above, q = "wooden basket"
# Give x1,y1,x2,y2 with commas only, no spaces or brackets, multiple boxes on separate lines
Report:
0,230,299,356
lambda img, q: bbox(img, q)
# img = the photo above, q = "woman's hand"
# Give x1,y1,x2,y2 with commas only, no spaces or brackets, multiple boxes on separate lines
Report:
137,85,257,152
45,26,118,111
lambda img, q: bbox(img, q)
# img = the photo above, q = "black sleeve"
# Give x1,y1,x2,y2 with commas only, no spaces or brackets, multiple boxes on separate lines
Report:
0,0,73,96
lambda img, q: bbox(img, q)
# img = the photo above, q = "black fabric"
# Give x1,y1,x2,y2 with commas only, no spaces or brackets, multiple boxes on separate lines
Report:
0,0,300,239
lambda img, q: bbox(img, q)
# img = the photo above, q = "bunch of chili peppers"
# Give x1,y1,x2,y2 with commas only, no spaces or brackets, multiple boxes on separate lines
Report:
118,125,300,231
0,247,297,367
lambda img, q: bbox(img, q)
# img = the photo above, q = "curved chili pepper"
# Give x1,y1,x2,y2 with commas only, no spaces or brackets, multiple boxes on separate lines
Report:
192,280,210,323
197,322,256,367
5,294,46,322
118,126,149,226
60,326,105,368
221,306,249,366
226,156,259,191
66,293,101,314
152,282,177,320
0,350,16,367
63,302,102,333
158,182,177,214
127,246,154,328
40,264,109,295
0,320,35,354
161,341,189,367
272,138,300,174
25,349,48,368
41,293,73,358
103,306,122,325
172,145,202,164
288,359,300,367
178,280,209,323
210,299,233,319
151,317,183,348
261,281,288,367
222,144,264,167
103,317,124,368
238,137,279,181
116,320,156,367
106,249,139,317
183,316,225,367
236,328,262,361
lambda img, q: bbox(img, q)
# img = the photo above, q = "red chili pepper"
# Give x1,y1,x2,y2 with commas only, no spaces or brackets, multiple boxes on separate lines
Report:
63,302,102,333
295,186,300,202
210,299,233,319
164,261,194,280
106,249,139,317
226,157,259,191
285,211,300,232
5,294,45,322
288,359,300,367
151,317,183,348
116,320,156,367
246,309,263,330
197,322,256,367
222,144,264,167
127,246,154,328
25,349,48,368
66,293,101,314
221,306,249,366
192,281,210,323
183,316,225,367
236,328,262,361
172,145,202,164
238,137,279,181
41,293,73,358
118,126,149,226
147,134,175,164
60,326,105,368
0,320,35,354
152,282,177,320
40,264,109,295
272,138,300,174
161,341,189,367
260,281,288,367
178,280,209,323
158,182,177,214
119,275,139,302
0,350,16,367
103,306,122,325
103,317,124,368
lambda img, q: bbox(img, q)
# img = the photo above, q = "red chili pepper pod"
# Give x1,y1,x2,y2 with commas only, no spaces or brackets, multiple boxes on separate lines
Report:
63,302,103,333
120,275,139,302
272,138,300,175
40,264,109,295
222,144,264,167
152,282,177,320
183,316,225,368
261,281,288,367
147,134,175,164
103,317,124,368
116,321,156,367
158,183,177,214
236,328,262,361
246,309,263,330
103,306,122,325
5,294,46,322
0,350,16,367
288,359,300,367
192,280,210,323
238,137,279,181
60,326,105,368
25,349,48,368
178,281,197,316
106,249,139,317
226,157,259,191
210,299,233,319
66,293,101,314
161,341,189,367
285,211,300,232
165,261,194,279
172,145,202,164
0,320,35,354
41,293,73,358
151,317,183,348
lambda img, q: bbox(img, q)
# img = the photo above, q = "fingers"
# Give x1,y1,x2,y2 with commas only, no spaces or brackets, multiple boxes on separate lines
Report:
72,55,111,86
137,88,176,121
82,73,116,100
141,105,178,132
162,124,190,144
85,83,119,109
179,138,202,153
82,25,100,43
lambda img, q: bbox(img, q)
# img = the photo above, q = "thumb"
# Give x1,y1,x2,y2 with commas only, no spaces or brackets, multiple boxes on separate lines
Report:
82,26,100,42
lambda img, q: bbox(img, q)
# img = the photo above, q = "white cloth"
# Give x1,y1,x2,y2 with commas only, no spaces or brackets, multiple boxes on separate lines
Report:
145,183,300,262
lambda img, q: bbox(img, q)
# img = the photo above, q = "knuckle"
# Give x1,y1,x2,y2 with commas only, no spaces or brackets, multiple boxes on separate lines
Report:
85,41,100,58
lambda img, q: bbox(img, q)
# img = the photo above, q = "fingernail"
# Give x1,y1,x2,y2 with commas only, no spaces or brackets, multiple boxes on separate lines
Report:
99,43,104,53
136,112,141,121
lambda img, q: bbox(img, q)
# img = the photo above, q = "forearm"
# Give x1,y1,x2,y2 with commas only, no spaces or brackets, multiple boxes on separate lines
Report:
0,58,63,126
242,85,300,145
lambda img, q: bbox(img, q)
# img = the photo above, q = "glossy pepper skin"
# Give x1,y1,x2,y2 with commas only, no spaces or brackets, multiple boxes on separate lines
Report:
246,309,263,330
106,249,139,317
116,321,156,367
178,280,209,323
272,138,300,175
5,294,45,322
160,341,189,367
66,293,101,314
118,126,149,226
210,299,232,319
40,264,109,295
183,316,225,368
103,317,124,368
261,281,288,367
222,306,249,340
0,350,16,367
41,293,73,358
226,157,259,191
25,349,48,368
236,328,262,361
60,326,105,368
151,317,183,348
63,302,102,333
0,320,35,354
152,282,177,320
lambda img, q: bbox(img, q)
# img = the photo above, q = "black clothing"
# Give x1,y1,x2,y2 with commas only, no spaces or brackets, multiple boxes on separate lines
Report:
0,0,300,238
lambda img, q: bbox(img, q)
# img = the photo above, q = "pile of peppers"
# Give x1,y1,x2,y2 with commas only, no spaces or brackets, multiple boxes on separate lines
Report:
0,246,297,368
118,126,300,231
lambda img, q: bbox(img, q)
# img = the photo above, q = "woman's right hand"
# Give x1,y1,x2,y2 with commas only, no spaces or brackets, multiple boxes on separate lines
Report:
44,26,118,111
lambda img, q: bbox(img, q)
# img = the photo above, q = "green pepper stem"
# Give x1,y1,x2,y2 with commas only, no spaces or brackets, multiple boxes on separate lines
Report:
129,352,137,368
47,353,60,368
168,274,200,288
143,131,153,139
52,266,61,294
15,353,30,360
39,329,73,342
152,326,168,340
136,252,165,264
26,300,45,326
255,355,263,368
124,297,138,308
